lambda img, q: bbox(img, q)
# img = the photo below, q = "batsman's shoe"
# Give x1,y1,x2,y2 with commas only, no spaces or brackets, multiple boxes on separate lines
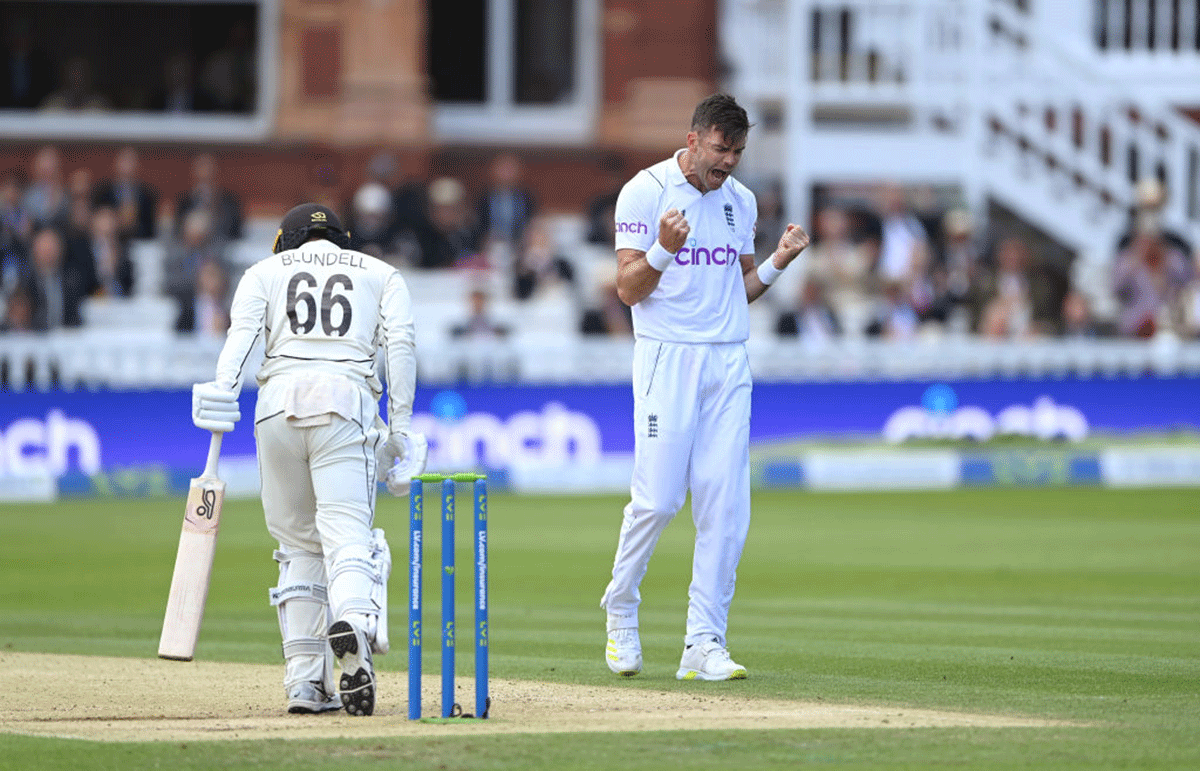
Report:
286,681,342,714
675,639,748,681
605,628,643,676
329,620,375,716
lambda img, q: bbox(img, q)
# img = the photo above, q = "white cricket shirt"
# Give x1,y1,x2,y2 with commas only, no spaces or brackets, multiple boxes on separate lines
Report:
614,150,758,343
214,239,416,432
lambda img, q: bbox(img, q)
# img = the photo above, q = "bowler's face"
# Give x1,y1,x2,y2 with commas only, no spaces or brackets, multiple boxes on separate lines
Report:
687,128,745,193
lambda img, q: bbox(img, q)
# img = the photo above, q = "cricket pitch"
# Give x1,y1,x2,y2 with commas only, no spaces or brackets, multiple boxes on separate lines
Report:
0,651,1074,742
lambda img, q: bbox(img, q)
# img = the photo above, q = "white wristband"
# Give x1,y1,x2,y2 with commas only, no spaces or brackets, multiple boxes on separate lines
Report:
757,255,785,285
645,241,675,272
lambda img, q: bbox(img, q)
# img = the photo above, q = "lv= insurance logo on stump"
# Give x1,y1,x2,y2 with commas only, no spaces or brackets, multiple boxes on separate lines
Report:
408,473,489,720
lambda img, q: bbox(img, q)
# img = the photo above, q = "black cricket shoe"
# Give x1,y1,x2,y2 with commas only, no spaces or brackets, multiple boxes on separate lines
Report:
328,620,375,716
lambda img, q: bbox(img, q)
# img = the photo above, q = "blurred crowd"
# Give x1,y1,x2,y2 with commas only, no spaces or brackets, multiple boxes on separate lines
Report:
3,145,1199,346
1,145,243,336
757,178,1200,345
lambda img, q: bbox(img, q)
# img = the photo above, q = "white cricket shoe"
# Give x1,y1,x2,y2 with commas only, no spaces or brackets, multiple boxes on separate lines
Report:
675,639,748,681
605,628,643,676
286,681,342,714
329,619,375,716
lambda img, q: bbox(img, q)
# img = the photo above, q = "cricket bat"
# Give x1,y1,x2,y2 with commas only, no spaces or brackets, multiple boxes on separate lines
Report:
158,432,225,661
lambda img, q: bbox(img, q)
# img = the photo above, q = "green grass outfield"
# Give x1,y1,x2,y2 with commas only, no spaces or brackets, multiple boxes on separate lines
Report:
1,487,1198,769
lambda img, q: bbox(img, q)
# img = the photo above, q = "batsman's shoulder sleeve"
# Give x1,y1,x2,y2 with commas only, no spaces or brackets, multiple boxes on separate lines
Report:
614,170,660,253
214,264,267,392
379,268,416,434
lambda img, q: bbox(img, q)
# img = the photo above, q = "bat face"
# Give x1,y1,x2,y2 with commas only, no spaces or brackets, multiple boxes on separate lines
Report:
159,475,226,660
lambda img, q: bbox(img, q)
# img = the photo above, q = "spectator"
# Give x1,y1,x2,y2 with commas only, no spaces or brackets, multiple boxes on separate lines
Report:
1061,289,1099,339
776,277,840,345
0,20,53,109
1181,252,1200,339
418,177,478,269
191,259,230,338
868,279,920,340
584,157,627,246
176,153,244,242
82,206,133,298
19,227,93,330
450,285,510,340
199,21,257,112
347,182,400,263
0,284,34,332
875,183,929,284
579,260,632,336
362,150,428,239
66,168,95,238
1112,220,1192,338
798,205,875,336
93,146,159,239
1115,177,1192,258
1,169,31,297
513,216,575,301
476,153,536,248
22,147,69,230
153,51,206,113
165,210,232,332
39,56,110,112
977,236,1035,339
940,208,983,331
752,179,786,265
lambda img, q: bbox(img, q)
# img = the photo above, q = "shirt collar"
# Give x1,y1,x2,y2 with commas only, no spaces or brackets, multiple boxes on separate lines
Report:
668,149,693,188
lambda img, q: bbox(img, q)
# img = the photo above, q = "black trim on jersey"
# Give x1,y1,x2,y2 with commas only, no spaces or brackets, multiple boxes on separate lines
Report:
232,330,262,386
644,169,665,189
645,343,663,396
263,354,375,364
255,409,285,425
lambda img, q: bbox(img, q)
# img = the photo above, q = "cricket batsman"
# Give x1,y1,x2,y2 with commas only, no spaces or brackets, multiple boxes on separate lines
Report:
190,203,427,715
600,94,809,679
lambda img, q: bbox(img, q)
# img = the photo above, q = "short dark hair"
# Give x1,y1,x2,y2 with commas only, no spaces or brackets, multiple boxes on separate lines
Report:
690,94,751,143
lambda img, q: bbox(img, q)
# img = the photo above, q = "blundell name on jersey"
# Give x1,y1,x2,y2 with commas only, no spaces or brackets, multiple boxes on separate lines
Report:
280,251,366,269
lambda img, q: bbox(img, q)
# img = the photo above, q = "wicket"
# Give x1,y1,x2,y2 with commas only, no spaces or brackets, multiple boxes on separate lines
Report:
408,472,489,720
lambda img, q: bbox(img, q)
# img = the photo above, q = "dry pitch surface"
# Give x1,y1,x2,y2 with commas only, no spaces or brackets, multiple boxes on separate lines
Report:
0,652,1070,742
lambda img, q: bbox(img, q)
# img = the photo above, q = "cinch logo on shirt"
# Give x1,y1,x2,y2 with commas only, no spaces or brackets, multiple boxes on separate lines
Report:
616,221,649,235
674,240,741,267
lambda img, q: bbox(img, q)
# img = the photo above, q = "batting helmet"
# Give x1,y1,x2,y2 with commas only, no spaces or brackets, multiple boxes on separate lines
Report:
273,203,350,253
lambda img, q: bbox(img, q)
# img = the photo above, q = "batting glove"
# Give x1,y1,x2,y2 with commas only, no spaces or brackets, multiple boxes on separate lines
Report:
380,432,428,496
192,381,240,433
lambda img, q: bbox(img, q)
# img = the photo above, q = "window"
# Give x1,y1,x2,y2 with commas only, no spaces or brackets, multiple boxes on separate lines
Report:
0,0,277,142
427,0,598,143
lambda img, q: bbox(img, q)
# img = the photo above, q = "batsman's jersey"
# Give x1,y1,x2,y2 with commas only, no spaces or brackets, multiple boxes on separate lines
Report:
614,150,757,343
214,239,416,432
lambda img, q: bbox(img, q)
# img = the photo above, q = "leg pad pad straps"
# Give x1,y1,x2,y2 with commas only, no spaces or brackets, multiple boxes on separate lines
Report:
326,530,391,654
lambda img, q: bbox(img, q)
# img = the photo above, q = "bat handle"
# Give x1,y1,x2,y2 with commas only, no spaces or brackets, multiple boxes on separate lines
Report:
202,432,224,479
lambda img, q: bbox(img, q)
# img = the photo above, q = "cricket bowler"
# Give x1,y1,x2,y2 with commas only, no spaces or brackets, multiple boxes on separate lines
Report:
190,203,427,715
600,94,810,680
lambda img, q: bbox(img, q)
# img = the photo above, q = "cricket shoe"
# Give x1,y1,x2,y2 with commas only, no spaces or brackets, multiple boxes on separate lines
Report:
286,681,342,714
605,628,642,676
675,638,748,681
329,620,375,716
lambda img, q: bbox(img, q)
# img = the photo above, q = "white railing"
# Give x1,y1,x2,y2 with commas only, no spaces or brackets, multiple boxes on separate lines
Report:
723,0,1200,273
981,0,1200,252
1095,0,1200,53
4,329,1200,390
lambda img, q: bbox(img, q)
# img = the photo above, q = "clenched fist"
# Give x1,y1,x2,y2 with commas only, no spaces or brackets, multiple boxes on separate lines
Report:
658,208,691,254
775,224,810,265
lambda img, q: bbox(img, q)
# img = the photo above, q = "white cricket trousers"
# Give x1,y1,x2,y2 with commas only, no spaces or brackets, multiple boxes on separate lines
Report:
601,339,752,647
254,381,381,563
